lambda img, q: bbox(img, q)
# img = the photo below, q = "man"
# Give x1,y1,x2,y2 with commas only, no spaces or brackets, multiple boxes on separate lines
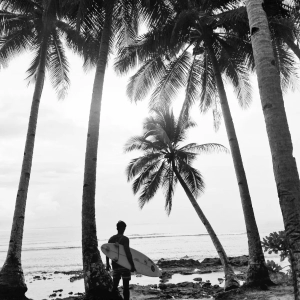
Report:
106,221,136,300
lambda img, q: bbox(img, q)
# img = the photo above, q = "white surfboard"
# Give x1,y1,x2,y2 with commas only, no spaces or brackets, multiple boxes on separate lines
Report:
101,243,162,277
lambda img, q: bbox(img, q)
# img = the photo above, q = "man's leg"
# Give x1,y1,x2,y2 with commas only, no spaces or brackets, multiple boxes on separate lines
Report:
112,272,121,293
122,278,130,300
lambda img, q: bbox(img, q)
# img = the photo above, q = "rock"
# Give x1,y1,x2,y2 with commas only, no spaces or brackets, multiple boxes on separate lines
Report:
202,282,211,288
199,256,249,268
159,283,168,290
157,258,201,268
177,282,193,288
68,292,73,295
159,271,173,283
228,255,249,266
165,283,176,289
197,270,212,274
70,274,84,282
180,270,194,275
200,257,221,266
193,277,202,282
33,276,41,279
49,293,56,298
218,277,224,284
53,289,63,292
148,289,160,295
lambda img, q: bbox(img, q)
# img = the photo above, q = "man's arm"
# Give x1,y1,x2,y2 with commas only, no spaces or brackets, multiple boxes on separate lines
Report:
123,238,136,272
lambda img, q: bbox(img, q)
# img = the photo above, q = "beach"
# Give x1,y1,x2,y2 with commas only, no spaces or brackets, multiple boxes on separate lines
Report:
0,226,290,299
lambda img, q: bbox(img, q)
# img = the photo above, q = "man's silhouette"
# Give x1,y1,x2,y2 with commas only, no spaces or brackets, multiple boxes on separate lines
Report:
106,221,136,300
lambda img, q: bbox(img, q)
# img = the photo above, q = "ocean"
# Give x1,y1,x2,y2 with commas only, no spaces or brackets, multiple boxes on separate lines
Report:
0,226,287,299
0,225,283,274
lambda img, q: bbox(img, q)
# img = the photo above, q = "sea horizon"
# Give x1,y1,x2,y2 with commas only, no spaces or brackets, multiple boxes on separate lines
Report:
0,225,285,274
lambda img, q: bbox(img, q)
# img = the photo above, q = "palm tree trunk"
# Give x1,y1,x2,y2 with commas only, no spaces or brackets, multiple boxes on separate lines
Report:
0,38,48,298
171,160,239,291
81,2,115,298
246,0,300,297
206,41,271,286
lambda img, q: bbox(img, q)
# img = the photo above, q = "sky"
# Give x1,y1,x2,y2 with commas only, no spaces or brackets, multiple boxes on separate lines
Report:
0,48,300,240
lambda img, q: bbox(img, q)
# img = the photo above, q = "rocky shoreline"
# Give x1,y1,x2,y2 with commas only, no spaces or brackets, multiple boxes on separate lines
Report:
34,255,252,300
27,255,293,300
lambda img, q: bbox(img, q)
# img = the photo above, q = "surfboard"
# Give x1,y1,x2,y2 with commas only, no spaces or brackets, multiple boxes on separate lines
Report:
101,243,162,277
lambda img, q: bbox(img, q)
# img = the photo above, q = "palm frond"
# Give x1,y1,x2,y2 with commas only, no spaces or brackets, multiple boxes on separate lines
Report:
150,50,192,108
138,0,173,29
113,0,138,51
177,160,205,199
81,30,101,71
0,10,33,35
48,30,70,99
216,36,252,109
131,160,162,194
138,162,166,208
126,56,166,102
0,21,34,67
126,153,163,180
162,163,177,215
174,120,196,146
178,143,229,154
0,0,40,14
183,55,202,112
56,20,85,54
25,36,50,83
212,97,222,132
176,150,197,165
198,52,218,113
124,135,165,152
270,26,299,92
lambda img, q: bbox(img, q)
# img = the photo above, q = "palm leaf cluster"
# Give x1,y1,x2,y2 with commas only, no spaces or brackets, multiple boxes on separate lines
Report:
115,0,300,114
114,0,256,134
0,0,84,99
125,106,227,214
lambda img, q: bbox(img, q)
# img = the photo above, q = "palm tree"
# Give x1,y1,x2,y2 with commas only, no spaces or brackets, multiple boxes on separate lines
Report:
246,0,300,298
125,105,240,291
72,0,171,297
115,0,272,286
0,0,83,297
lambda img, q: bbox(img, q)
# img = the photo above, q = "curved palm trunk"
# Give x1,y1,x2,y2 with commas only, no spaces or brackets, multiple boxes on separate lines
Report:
0,39,48,298
171,160,239,291
206,42,271,286
81,2,115,298
246,1,300,297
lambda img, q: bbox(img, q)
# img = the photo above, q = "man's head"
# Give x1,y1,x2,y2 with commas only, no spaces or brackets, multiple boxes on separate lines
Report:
117,220,127,233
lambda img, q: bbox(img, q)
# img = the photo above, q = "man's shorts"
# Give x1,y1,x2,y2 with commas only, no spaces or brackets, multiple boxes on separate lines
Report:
112,266,131,281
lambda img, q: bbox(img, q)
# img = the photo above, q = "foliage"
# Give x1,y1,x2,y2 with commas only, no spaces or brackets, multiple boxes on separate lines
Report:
261,231,289,262
266,260,283,273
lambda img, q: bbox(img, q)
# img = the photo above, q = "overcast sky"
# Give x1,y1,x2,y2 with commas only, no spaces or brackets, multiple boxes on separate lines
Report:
0,49,299,239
